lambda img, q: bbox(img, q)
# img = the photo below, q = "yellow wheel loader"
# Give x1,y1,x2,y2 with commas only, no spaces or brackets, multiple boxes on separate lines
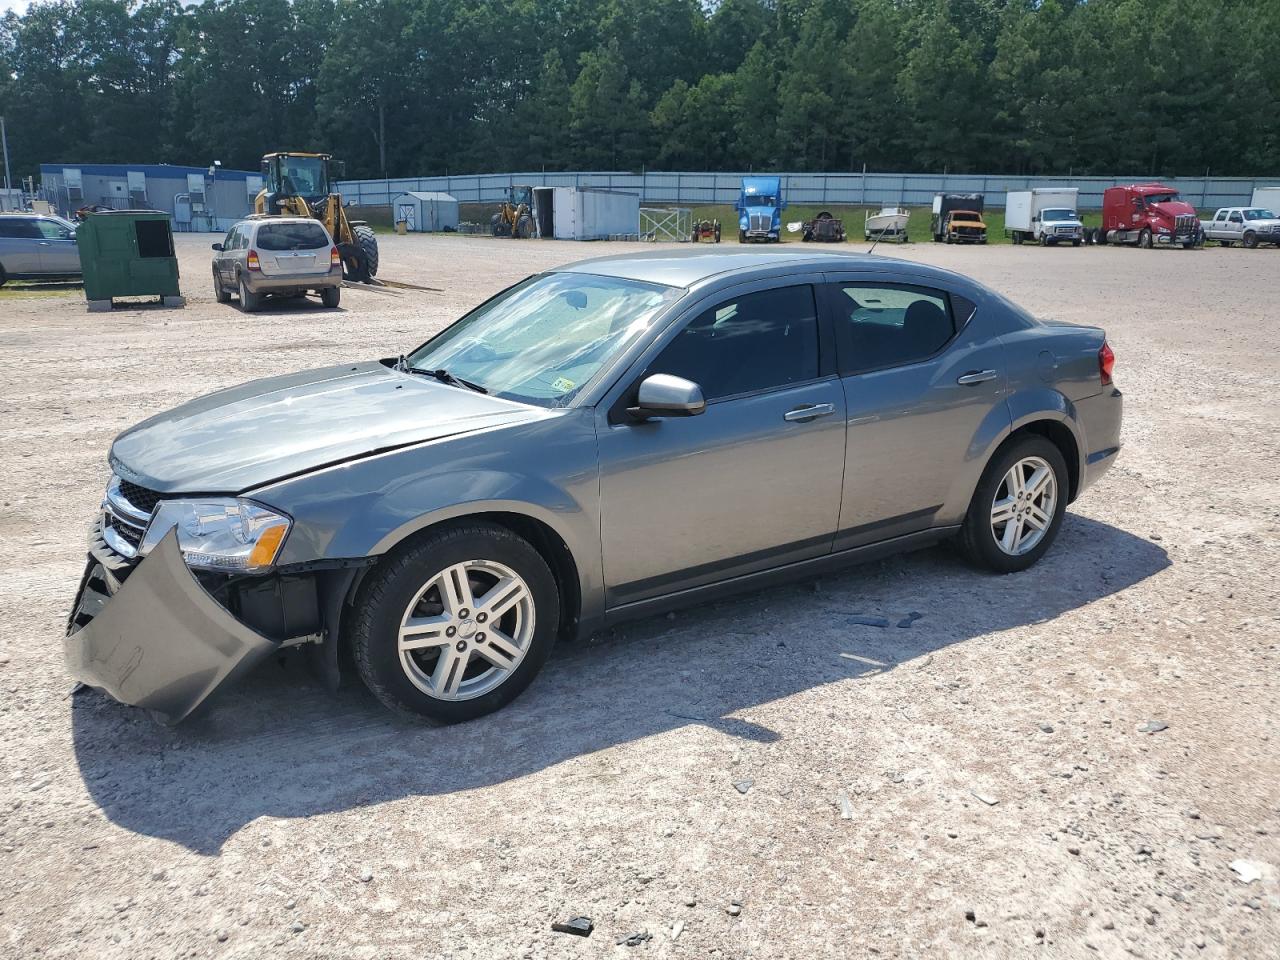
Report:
490,184,535,238
255,152,379,281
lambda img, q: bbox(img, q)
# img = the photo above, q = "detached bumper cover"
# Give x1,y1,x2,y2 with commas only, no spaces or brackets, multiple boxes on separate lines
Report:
64,528,276,724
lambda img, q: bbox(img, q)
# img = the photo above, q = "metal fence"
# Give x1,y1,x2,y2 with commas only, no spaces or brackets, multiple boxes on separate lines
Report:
338,171,1280,211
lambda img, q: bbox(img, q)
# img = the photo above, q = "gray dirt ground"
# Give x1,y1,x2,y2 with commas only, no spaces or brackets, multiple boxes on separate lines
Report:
0,234,1277,960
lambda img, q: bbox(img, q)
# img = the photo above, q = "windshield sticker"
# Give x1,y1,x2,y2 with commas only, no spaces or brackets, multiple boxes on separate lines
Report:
552,377,576,392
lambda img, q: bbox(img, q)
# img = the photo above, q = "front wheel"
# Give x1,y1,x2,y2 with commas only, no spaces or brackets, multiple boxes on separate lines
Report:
959,435,1068,573
351,522,560,723
1138,228,1153,249
1243,231,1258,249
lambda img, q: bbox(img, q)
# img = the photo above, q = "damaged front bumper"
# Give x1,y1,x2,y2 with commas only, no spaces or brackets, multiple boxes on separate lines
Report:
64,528,277,724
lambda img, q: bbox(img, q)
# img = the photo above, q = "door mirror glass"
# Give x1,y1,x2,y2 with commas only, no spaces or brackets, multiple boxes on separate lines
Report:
629,374,706,420
211,242,224,251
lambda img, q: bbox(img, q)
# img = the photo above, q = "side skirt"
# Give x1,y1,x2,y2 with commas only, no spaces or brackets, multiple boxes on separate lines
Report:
602,526,959,628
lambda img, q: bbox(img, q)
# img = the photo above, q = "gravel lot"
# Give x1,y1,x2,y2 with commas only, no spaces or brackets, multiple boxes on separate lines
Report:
1,234,1277,959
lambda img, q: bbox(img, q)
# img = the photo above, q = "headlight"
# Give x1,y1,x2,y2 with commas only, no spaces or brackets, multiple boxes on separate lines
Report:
138,498,291,573
1156,226,1171,234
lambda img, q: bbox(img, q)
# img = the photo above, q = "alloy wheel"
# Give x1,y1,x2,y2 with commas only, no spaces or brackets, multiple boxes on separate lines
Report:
990,456,1058,556
397,559,535,701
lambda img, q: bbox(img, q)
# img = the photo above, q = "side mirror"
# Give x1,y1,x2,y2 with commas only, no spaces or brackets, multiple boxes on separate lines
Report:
211,242,224,251
628,374,706,420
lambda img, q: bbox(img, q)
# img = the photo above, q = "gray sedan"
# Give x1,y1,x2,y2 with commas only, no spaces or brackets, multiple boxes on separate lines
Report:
66,250,1122,723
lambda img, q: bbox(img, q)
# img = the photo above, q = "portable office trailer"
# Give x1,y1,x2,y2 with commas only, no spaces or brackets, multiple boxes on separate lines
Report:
538,187,639,240
392,191,459,232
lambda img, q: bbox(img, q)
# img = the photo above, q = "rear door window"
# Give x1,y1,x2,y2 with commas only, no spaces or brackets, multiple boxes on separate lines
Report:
0,218,41,239
832,283,957,374
255,222,330,251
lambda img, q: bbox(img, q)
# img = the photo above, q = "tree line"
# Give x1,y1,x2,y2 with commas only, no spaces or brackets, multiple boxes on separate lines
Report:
1,0,1277,184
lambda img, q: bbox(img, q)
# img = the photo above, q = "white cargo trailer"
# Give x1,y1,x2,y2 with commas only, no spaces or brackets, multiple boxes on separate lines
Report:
539,187,639,240
1250,186,1280,211
1005,188,1084,246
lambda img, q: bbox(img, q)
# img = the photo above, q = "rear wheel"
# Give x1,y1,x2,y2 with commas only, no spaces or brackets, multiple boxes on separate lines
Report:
212,268,230,303
238,275,263,312
0,262,7,287
351,521,559,723
959,435,1068,573
353,224,379,276
320,286,341,308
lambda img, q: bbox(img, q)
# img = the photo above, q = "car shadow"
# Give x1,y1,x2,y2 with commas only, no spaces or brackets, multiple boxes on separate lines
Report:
70,514,1169,854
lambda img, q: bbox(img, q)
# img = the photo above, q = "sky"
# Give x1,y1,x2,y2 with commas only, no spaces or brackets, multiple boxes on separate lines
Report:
2,1,33,13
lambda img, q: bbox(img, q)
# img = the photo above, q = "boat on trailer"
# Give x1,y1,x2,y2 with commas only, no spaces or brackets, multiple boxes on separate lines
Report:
865,206,910,242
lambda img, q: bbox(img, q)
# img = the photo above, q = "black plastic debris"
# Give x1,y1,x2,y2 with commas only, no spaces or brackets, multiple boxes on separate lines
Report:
847,614,891,628
551,916,594,937
897,612,924,628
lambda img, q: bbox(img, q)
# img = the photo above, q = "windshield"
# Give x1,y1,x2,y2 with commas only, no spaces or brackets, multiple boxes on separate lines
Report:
1041,208,1077,221
746,195,776,207
277,157,329,197
1143,192,1179,205
406,272,680,408
1244,208,1276,220
952,210,982,219
255,222,330,250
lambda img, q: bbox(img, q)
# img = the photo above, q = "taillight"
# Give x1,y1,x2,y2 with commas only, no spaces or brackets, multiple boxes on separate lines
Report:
330,246,340,267
1099,340,1115,386
246,249,261,272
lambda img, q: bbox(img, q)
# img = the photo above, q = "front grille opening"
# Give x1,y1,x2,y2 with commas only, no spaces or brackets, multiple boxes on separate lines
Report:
106,514,143,548
117,479,161,514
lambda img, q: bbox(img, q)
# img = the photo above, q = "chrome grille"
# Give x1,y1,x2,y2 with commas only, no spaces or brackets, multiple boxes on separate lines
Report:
100,475,154,560
749,214,770,233
1174,214,1197,237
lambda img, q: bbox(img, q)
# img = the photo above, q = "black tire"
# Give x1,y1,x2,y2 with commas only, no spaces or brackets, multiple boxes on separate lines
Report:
1012,232,1022,245
1095,228,1107,246
321,285,341,308
351,521,560,723
515,214,533,239
738,229,747,243
1138,228,1152,249
0,262,7,288
1243,231,1258,249
353,224,379,276
238,274,263,313
213,268,231,303
1072,239,1082,247
959,434,1069,574
714,222,721,243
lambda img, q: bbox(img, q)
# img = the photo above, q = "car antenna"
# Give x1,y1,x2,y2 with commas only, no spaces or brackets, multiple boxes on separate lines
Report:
867,213,887,256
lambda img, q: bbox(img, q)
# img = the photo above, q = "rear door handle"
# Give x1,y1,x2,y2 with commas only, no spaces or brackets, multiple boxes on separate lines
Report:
956,369,998,385
784,402,836,423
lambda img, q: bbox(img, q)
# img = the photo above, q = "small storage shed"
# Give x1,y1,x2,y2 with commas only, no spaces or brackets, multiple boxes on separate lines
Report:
393,191,460,232
532,187,639,240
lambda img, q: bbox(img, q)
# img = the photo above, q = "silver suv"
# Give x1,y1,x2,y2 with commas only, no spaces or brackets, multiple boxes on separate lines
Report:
212,217,342,311
0,213,82,286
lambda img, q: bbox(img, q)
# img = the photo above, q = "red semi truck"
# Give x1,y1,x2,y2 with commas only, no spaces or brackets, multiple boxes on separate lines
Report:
1093,183,1200,249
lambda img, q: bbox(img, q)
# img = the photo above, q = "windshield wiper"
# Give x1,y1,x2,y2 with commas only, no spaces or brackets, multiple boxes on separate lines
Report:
405,365,488,394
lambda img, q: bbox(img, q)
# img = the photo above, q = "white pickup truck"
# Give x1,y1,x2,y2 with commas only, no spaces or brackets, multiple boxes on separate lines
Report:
1200,207,1280,248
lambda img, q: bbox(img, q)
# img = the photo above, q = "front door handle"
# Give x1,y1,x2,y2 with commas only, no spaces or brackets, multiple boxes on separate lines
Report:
784,402,836,423
956,369,998,385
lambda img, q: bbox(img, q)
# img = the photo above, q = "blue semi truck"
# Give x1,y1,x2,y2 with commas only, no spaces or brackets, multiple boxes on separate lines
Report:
736,176,785,243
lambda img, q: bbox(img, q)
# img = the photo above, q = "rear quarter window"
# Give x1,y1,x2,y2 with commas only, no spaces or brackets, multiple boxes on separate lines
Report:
255,222,331,251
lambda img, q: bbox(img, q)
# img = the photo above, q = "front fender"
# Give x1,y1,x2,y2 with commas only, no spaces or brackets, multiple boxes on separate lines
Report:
251,410,606,631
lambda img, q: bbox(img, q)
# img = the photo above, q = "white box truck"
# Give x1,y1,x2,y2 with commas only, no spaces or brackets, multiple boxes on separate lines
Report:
1250,186,1280,211
1005,188,1084,246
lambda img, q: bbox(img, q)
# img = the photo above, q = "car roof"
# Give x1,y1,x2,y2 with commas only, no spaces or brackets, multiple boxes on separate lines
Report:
553,247,966,290
237,216,328,228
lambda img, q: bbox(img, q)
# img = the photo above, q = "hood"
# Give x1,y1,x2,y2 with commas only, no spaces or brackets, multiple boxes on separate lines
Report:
110,361,544,493
1149,200,1197,219
950,216,986,228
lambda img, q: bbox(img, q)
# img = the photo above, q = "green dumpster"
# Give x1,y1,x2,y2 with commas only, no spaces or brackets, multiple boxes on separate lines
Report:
76,210,183,310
